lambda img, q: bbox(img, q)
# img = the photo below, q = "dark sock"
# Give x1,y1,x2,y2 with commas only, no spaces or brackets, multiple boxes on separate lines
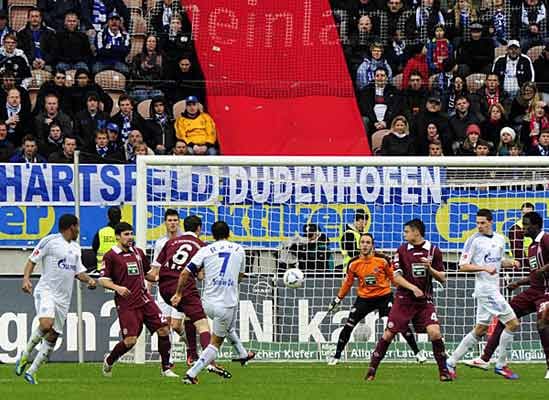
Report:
431,339,448,374
538,326,549,369
158,335,171,370
199,331,211,350
369,338,390,371
403,327,420,354
335,323,354,358
106,341,131,365
185,320,198,358
481,322,505,362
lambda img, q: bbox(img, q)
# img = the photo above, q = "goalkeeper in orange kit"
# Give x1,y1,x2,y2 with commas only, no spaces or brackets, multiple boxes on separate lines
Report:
327,233,426,365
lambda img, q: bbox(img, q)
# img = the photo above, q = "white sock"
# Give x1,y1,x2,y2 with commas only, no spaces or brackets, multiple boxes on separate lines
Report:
27,339,55,375
23,327,47,358
495,330,514,369
448,331,480,366
227,330,248,359
186,344,218,378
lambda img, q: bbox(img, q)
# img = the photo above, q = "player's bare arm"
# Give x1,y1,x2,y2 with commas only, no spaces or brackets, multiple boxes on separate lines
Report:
76,272,97,289
22,259,36,294
393,273,423,297
507,276,530,291
98,277,131,297
171,268,192,306
145,269,158,283
459,263,497,275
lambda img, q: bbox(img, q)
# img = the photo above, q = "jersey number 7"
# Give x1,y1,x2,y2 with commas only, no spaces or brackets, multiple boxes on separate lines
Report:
219,252,231,276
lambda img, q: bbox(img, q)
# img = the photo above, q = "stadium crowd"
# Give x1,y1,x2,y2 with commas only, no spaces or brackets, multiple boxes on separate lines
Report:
0,0,548,161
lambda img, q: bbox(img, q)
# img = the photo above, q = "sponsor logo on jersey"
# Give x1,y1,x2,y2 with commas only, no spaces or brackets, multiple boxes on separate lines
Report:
57,258,77,271
483,254,502,264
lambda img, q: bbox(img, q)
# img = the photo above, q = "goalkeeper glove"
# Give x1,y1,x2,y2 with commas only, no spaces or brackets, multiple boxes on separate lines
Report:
328,297,341,313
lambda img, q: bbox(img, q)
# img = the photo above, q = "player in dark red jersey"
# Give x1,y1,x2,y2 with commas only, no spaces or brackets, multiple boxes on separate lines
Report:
366,219,452,382
98,222,176,378
467,211,549,379
152,215,235,378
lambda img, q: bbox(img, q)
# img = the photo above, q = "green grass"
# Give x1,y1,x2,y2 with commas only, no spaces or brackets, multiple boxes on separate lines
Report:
1,362,547,400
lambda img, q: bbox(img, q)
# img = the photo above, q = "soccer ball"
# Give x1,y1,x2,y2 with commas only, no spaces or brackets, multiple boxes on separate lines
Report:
283,268,305,288
353,324,372,342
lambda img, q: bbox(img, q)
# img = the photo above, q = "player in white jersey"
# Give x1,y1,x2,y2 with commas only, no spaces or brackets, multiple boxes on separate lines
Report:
171,221,249,384
446,209,520,380
15,214,96,384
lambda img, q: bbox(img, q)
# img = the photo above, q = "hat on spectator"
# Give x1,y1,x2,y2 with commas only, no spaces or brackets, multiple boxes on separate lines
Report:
507,40,520,48
106,122,120,133
108,11,121,20
185,95,199,104
0,10,8,19
87,91,100,102
427,96,441,104
470,23,483,31
466,124,481,135
500,127,516,141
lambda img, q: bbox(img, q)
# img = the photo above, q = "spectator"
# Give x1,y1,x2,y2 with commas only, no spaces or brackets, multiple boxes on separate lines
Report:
406,0,445,46
150,0,183,38
380,115,416,155
525,100,549,147
124,129,148,162
17,8,56,73
385,0,406,37
474,138,491,155
34,93,73,141
385,30,408,74
164,55,206,105
146,95,175,154
93,12,130,75
412,96,451,155
289,224,331,271
402,46,429,90
35,68,71,115
159,15,195,69
426,24,454,75
417,121,444,155
458,123,482,155
69,69,113,116
456,22,494,75
428,141,444,156
442,74,469,117
172,139,187,155
38,0,80,32
48,135,77,163
129,35,165,102
402,71,429,117
512,0,547,51
527,129,549,155
449,95,481,152
480,103,509,147
174,96,218,155
344,15,380,77
492,39,535,99
91,206,121,271
474,73,511,118
74,92,109,148
133,142,154,159
447,0,478,45
358,67,403,136
0,71,32,113
533,44,549,102
509,141,524,155
0,34,32,85
507,202,535,269
356,42,393,90
9,135,47,163
0,87,33,146
486,0,510,46
40,121,64,156
110,95,149,144
497,126,517,155
55,12,93,72
509,81,539,130
80,0,130,34
84,130,124,163
0,10,14,45
0,121,14,161
340,209,367,268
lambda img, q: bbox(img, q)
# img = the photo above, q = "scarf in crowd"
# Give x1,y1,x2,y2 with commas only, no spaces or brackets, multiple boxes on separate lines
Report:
48,135,63,145
162,5,173,32
154,112,168,126
392,131,408,139
521,4,546,25
433,39,449,72
416,7,444,27
485,89,500,107
92,0,107,31
492,10,507,41
96,145,109,157
536,144,549,155
121,114,131,141
142,51,162,71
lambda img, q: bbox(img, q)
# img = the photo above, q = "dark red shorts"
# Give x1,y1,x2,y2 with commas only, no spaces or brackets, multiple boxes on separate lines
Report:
118,301,167,338
510,288,549,320
387,299,439,334
160,287,206,323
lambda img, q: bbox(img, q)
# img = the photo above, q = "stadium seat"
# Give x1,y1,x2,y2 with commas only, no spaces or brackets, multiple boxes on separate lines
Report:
95,70,126,92
173,100,204,118
371,129,391,155
392,73,403,90
146,0,156,10
428,74,438,91
494,46,507,59
7,0,36,6
110,102,120,117
28,69,52,90
527,45,544,61
466,73,486,93
123,0,143,8
128,34,145,62
64,69,76,88
137,99,151,119
129,10,146,35
8,5,32,31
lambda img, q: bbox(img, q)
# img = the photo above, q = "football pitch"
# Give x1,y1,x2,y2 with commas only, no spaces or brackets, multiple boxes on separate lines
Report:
1,363,547,400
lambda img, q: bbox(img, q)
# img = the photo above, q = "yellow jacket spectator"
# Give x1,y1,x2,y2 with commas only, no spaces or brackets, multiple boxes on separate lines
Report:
174,95,218,155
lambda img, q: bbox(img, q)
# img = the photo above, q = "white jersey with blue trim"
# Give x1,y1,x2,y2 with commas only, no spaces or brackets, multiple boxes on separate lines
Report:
187,240,245,307
459,232,507,297
29,233,86,305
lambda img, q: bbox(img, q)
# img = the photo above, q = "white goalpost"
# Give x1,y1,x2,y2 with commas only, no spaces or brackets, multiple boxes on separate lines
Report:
132,156,549,364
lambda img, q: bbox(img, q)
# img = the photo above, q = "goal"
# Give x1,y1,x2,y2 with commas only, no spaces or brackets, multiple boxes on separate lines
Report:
133,156,549,364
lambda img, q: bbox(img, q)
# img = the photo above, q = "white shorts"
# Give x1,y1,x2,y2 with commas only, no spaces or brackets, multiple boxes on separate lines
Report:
156,291,184,320
203,301,237,338
34,290,69,334
476,293,517,325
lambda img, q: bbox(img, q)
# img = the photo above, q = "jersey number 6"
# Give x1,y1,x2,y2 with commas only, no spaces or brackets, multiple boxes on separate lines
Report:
171,244,193,269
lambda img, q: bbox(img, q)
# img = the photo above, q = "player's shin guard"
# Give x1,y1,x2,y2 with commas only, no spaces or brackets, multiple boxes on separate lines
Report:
537,326,549,368
335,323,354,359
448,331,480,366
27,339,55,375
158,335,172,370
188,344,218,378
481,321,505,362
402,327,420,354
369,338,390,371
184,319,198,359
495,330,514,368
23,327,47,357
432,339,448,374
199,331,211,350
106,341,132,366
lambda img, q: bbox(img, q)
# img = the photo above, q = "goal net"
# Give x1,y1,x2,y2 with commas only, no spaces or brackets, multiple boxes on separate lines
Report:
133,156,549,363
